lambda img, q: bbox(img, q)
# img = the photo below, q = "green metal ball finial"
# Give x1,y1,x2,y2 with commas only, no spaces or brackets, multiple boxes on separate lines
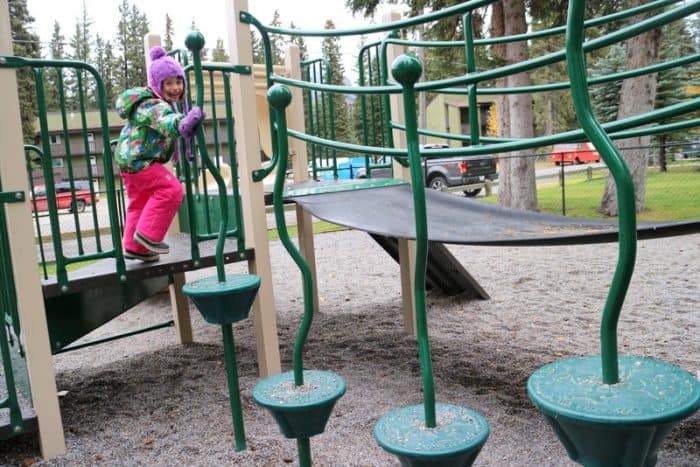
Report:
267,84,293,110
391,54,423,87
185,32,205,52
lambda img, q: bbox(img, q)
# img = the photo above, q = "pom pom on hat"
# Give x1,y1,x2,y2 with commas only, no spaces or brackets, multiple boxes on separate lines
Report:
147,46,185,100
150,46,167,61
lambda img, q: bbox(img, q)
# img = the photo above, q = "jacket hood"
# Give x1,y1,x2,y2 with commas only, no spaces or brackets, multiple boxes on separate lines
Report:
115,87,158,119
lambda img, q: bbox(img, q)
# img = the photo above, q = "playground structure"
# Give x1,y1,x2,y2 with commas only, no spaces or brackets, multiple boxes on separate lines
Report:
0,0,699,464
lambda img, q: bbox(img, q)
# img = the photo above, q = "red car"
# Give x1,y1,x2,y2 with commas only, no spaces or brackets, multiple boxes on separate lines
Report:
30,181,99,213
551,142,601,165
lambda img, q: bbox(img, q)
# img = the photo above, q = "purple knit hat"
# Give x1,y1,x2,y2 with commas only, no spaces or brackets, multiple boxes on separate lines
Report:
147,46,186,101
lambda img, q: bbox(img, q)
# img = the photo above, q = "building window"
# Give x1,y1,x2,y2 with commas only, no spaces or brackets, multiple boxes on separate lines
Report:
52,158,64,168
49,134,61,145
87,132,95,142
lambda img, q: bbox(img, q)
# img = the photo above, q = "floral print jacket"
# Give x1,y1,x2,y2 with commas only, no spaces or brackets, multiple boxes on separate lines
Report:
114,87,184,173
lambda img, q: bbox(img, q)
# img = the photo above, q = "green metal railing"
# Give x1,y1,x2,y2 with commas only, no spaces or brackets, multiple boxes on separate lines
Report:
301,57,337,180
0,56,127,291
178,62,250,266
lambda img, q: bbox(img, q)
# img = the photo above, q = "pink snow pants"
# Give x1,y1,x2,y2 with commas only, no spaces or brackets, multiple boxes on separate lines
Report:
121,163,184,253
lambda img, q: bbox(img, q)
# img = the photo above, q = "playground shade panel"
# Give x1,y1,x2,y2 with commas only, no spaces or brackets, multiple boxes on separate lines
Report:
286,182,700,246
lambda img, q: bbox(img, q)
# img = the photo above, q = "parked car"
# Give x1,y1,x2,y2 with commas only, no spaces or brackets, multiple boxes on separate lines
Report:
30,180,99,213
550,142,601,165
355,144,498,197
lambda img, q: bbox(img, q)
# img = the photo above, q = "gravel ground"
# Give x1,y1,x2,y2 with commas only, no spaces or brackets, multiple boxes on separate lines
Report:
1,228,698,466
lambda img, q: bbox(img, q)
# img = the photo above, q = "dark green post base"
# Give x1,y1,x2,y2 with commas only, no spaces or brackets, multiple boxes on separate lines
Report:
252,370,346,439
528,356,700,466
182,274,260,325
182,273,262,452
374,403,489,467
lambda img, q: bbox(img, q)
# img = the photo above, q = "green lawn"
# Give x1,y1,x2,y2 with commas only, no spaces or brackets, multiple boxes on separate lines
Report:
483,164,700,222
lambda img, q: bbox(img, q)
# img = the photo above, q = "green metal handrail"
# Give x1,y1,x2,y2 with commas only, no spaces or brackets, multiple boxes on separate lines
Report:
566,0,636,384
184,33,237,282
179,61,250,265
0,56,127,291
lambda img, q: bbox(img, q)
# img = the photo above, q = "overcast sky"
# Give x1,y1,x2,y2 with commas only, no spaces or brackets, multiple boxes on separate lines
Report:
23,0,397,80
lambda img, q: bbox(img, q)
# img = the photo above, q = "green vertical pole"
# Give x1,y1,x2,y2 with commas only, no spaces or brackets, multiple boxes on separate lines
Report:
268,85,313,387
566,0,637,384
221,324,246,451
391,55,436,428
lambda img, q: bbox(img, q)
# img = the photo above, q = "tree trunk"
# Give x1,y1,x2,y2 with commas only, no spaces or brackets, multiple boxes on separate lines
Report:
499,0,537,210
599,3,660,216
490,2,511,203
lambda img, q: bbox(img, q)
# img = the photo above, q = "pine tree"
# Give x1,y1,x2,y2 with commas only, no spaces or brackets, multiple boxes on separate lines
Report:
589,44,626,123
94,34,118,107
68,1,94,109
269,10,285,65
44,21,65,111
9,0,41,143
321,19,354,155
251,31,265,64
115,1,150,90
164,14,175,51
654,18,697,170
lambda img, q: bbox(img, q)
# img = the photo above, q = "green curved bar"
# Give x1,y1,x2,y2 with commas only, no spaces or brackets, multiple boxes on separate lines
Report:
268,84,314,387
185,32,228,282
566,0,637,384
241,0,497,37
392,54,437,428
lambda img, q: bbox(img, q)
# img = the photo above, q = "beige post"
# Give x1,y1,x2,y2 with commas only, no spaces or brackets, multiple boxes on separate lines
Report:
226,0,281,377
285,44,319,314
384,10,417,335
143,32,193,344
0,0,65,457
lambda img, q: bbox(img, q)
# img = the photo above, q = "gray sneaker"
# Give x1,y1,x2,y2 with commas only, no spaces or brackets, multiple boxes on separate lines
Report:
134,231,170,254
124,249,160,262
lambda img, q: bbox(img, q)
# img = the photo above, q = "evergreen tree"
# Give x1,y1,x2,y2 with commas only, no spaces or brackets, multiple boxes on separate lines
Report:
9,0,41,143
211,39,229,62
269,10,285,65
116,0,150,90
321,19,354,154
251,31,265,64
67,1,94,108
654,18,697,170
589,44,626,123
164,14,175,51
94,34,118,107
44,21,65,111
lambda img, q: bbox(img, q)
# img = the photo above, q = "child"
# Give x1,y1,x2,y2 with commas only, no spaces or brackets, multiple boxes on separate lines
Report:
114,46,204,262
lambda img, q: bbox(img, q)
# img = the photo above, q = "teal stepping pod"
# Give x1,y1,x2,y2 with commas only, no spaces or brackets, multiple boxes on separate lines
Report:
182,274,260,325
252,370,346,439
374,403,489,467
528,356,700,467
529,1,700,465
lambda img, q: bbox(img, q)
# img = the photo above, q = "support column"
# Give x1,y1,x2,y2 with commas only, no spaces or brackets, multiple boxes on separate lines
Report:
0,0,65,458
286,44,319,315
384,10,416,335
226,0,281,377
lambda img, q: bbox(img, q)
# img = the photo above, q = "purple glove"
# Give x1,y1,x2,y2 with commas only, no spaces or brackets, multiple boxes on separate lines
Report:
178,106,204,138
